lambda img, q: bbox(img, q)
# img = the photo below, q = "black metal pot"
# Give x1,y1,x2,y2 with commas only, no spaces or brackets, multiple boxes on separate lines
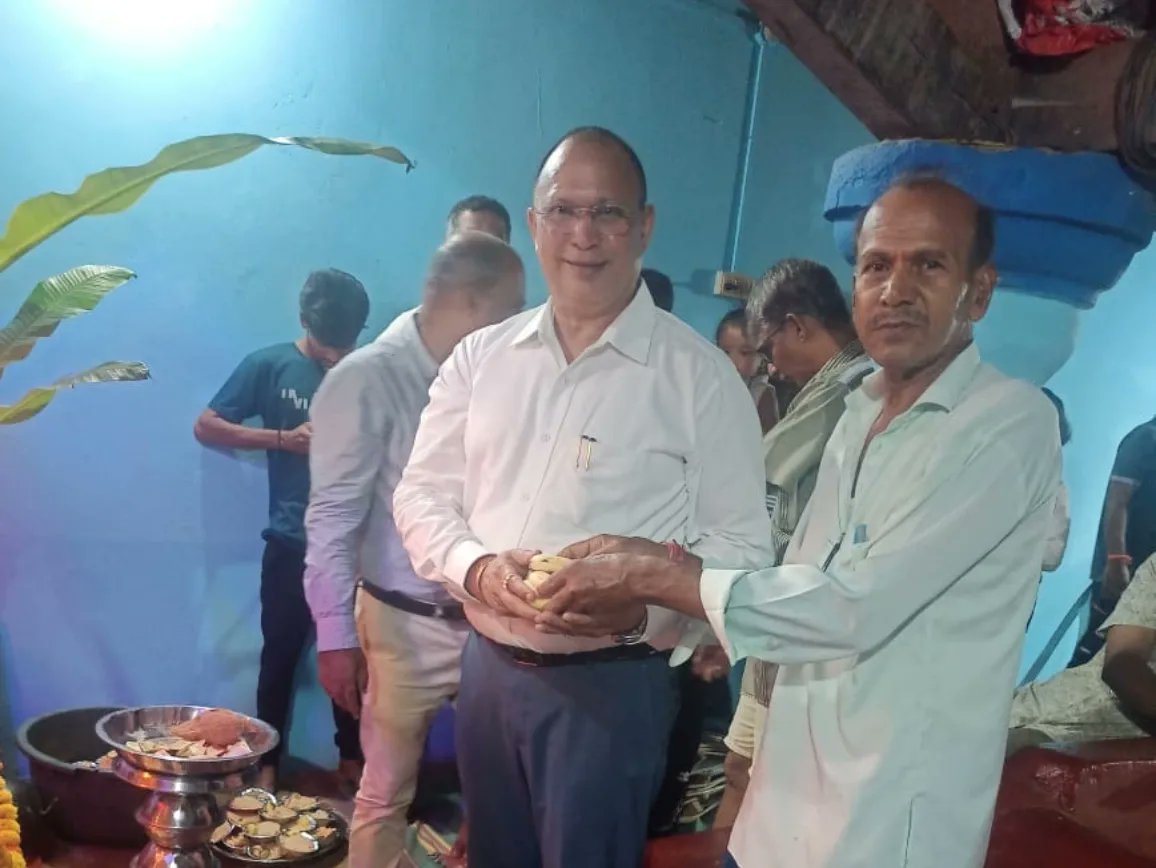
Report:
16,706,147,847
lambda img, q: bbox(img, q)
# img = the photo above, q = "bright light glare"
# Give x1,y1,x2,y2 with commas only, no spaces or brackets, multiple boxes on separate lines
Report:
53,0,227,47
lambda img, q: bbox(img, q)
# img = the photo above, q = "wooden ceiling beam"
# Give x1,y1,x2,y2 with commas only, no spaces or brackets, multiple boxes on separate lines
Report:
1009,41,1133,152
745,0,1012,142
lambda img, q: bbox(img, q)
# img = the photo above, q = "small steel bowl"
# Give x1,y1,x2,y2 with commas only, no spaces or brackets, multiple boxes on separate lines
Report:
229,792,271,815
243,820,283,844
278,831,321,857
282,813,318,836
239,787,277,804
210,821,236,845
260,804,299,826
246,843,283,860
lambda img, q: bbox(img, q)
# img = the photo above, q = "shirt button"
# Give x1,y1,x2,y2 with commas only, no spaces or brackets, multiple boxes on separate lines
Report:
521,494,531,502
541,433,551,442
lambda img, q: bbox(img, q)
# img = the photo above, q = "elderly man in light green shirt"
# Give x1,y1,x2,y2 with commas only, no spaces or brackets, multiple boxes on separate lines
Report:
716,258,871,828
531,176,1060,868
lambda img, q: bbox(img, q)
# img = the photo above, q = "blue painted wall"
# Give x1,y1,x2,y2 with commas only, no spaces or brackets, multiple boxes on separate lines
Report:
0,0,781,768
0,0,1135,771
1023,248,1156,677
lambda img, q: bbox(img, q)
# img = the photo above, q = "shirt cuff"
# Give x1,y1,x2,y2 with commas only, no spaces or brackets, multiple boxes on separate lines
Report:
444,539,491,597
315,614,360,653
700,567,745,662
640,606,683,647
670,621,711,667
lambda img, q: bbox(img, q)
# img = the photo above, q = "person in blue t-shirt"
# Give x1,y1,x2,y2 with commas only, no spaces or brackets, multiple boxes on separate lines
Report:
194,268,370,791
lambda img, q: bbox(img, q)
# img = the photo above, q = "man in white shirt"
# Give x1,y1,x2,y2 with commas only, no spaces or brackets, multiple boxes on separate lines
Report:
534,176,1061,868
393,127,773,868
304,231,525,867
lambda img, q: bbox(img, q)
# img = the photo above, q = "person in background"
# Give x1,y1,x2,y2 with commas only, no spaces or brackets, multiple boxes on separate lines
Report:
535,176,1060,868
446,195,512,243
717,308,779,434
305,233,525,868
641,269,722,838
1069,415,1156,666
714,258,872,829
393,127,773,868
1009,552,1156,753
1041,388,1072,573
444,194,513,864
642,267,675,312
194,270,370,792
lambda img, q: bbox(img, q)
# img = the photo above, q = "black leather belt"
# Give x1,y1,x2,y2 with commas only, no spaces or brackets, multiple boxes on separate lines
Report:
358,581,466,621
482,633,668,668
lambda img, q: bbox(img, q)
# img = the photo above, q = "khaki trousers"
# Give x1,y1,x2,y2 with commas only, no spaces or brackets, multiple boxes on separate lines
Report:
348,589,467,868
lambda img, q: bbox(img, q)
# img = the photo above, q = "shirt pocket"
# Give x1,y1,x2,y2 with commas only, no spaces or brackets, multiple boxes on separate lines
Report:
564,436,687,534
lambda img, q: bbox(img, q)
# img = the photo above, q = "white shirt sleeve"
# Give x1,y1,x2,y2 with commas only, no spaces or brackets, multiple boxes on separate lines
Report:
393,339,488,599
304,360,387,651
700,406,1059,665
1041,482,1070,573
667,361,776,652
686,362,778,570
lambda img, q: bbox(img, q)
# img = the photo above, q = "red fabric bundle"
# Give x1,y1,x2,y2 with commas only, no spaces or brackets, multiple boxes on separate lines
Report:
999,0,1144,56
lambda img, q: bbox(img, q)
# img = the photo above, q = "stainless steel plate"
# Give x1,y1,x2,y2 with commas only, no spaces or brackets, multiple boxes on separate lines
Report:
212,811,347,864
96,705,278,777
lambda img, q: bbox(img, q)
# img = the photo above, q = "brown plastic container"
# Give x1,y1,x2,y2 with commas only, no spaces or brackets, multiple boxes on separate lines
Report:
16,706,147,846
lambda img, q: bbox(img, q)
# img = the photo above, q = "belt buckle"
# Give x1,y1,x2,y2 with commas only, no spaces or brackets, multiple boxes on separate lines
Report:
431,604,445,619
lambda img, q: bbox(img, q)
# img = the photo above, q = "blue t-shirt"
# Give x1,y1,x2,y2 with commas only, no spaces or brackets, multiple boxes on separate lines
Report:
208,342,324,550
1092,417,1156,576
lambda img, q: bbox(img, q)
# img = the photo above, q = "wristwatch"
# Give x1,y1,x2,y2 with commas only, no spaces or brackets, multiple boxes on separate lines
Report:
613,608,649,646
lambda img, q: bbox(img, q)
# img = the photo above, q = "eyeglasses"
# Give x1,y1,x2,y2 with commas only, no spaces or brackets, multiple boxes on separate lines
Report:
755,325,784,364
534,204,633,237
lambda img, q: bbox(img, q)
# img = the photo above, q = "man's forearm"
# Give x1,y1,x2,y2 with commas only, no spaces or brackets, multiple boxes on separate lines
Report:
1104,504,1129,557
632,555,708,620
1103,657,1156,736
195,414,279,451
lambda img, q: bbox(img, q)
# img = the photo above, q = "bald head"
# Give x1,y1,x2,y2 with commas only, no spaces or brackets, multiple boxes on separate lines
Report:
418,231,525,359
424,230,524,301
856,175,994,271
535,126,647,208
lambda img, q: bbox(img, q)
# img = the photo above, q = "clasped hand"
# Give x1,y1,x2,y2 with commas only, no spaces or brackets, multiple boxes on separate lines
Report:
468,535,667,638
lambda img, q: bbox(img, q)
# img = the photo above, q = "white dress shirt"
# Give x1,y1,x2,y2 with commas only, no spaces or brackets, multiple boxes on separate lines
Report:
394,286,775,653
304,309,454,653
702,344,1060,868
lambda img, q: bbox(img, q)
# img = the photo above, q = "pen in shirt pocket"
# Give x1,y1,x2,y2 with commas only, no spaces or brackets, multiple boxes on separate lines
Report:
575,435,598,470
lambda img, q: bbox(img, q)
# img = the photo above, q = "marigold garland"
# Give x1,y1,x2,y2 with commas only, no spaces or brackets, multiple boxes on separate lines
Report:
0,762,25,868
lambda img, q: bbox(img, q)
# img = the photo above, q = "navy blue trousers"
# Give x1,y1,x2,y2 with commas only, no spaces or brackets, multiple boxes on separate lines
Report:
256,537,361,767
457,632,677,868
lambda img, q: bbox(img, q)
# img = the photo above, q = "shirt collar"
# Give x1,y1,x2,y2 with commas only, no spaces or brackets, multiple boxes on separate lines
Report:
512,306,548,347
399,308,439,380
511,280,657,365
850,341,982,415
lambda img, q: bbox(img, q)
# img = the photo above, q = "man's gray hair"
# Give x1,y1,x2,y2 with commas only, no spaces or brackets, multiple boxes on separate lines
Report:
425,230,523,298
746,258,852,335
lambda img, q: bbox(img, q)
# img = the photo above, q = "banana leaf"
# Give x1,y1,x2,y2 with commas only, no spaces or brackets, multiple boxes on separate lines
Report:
0,134,414,274
0,265,135,378
0,361,149,425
